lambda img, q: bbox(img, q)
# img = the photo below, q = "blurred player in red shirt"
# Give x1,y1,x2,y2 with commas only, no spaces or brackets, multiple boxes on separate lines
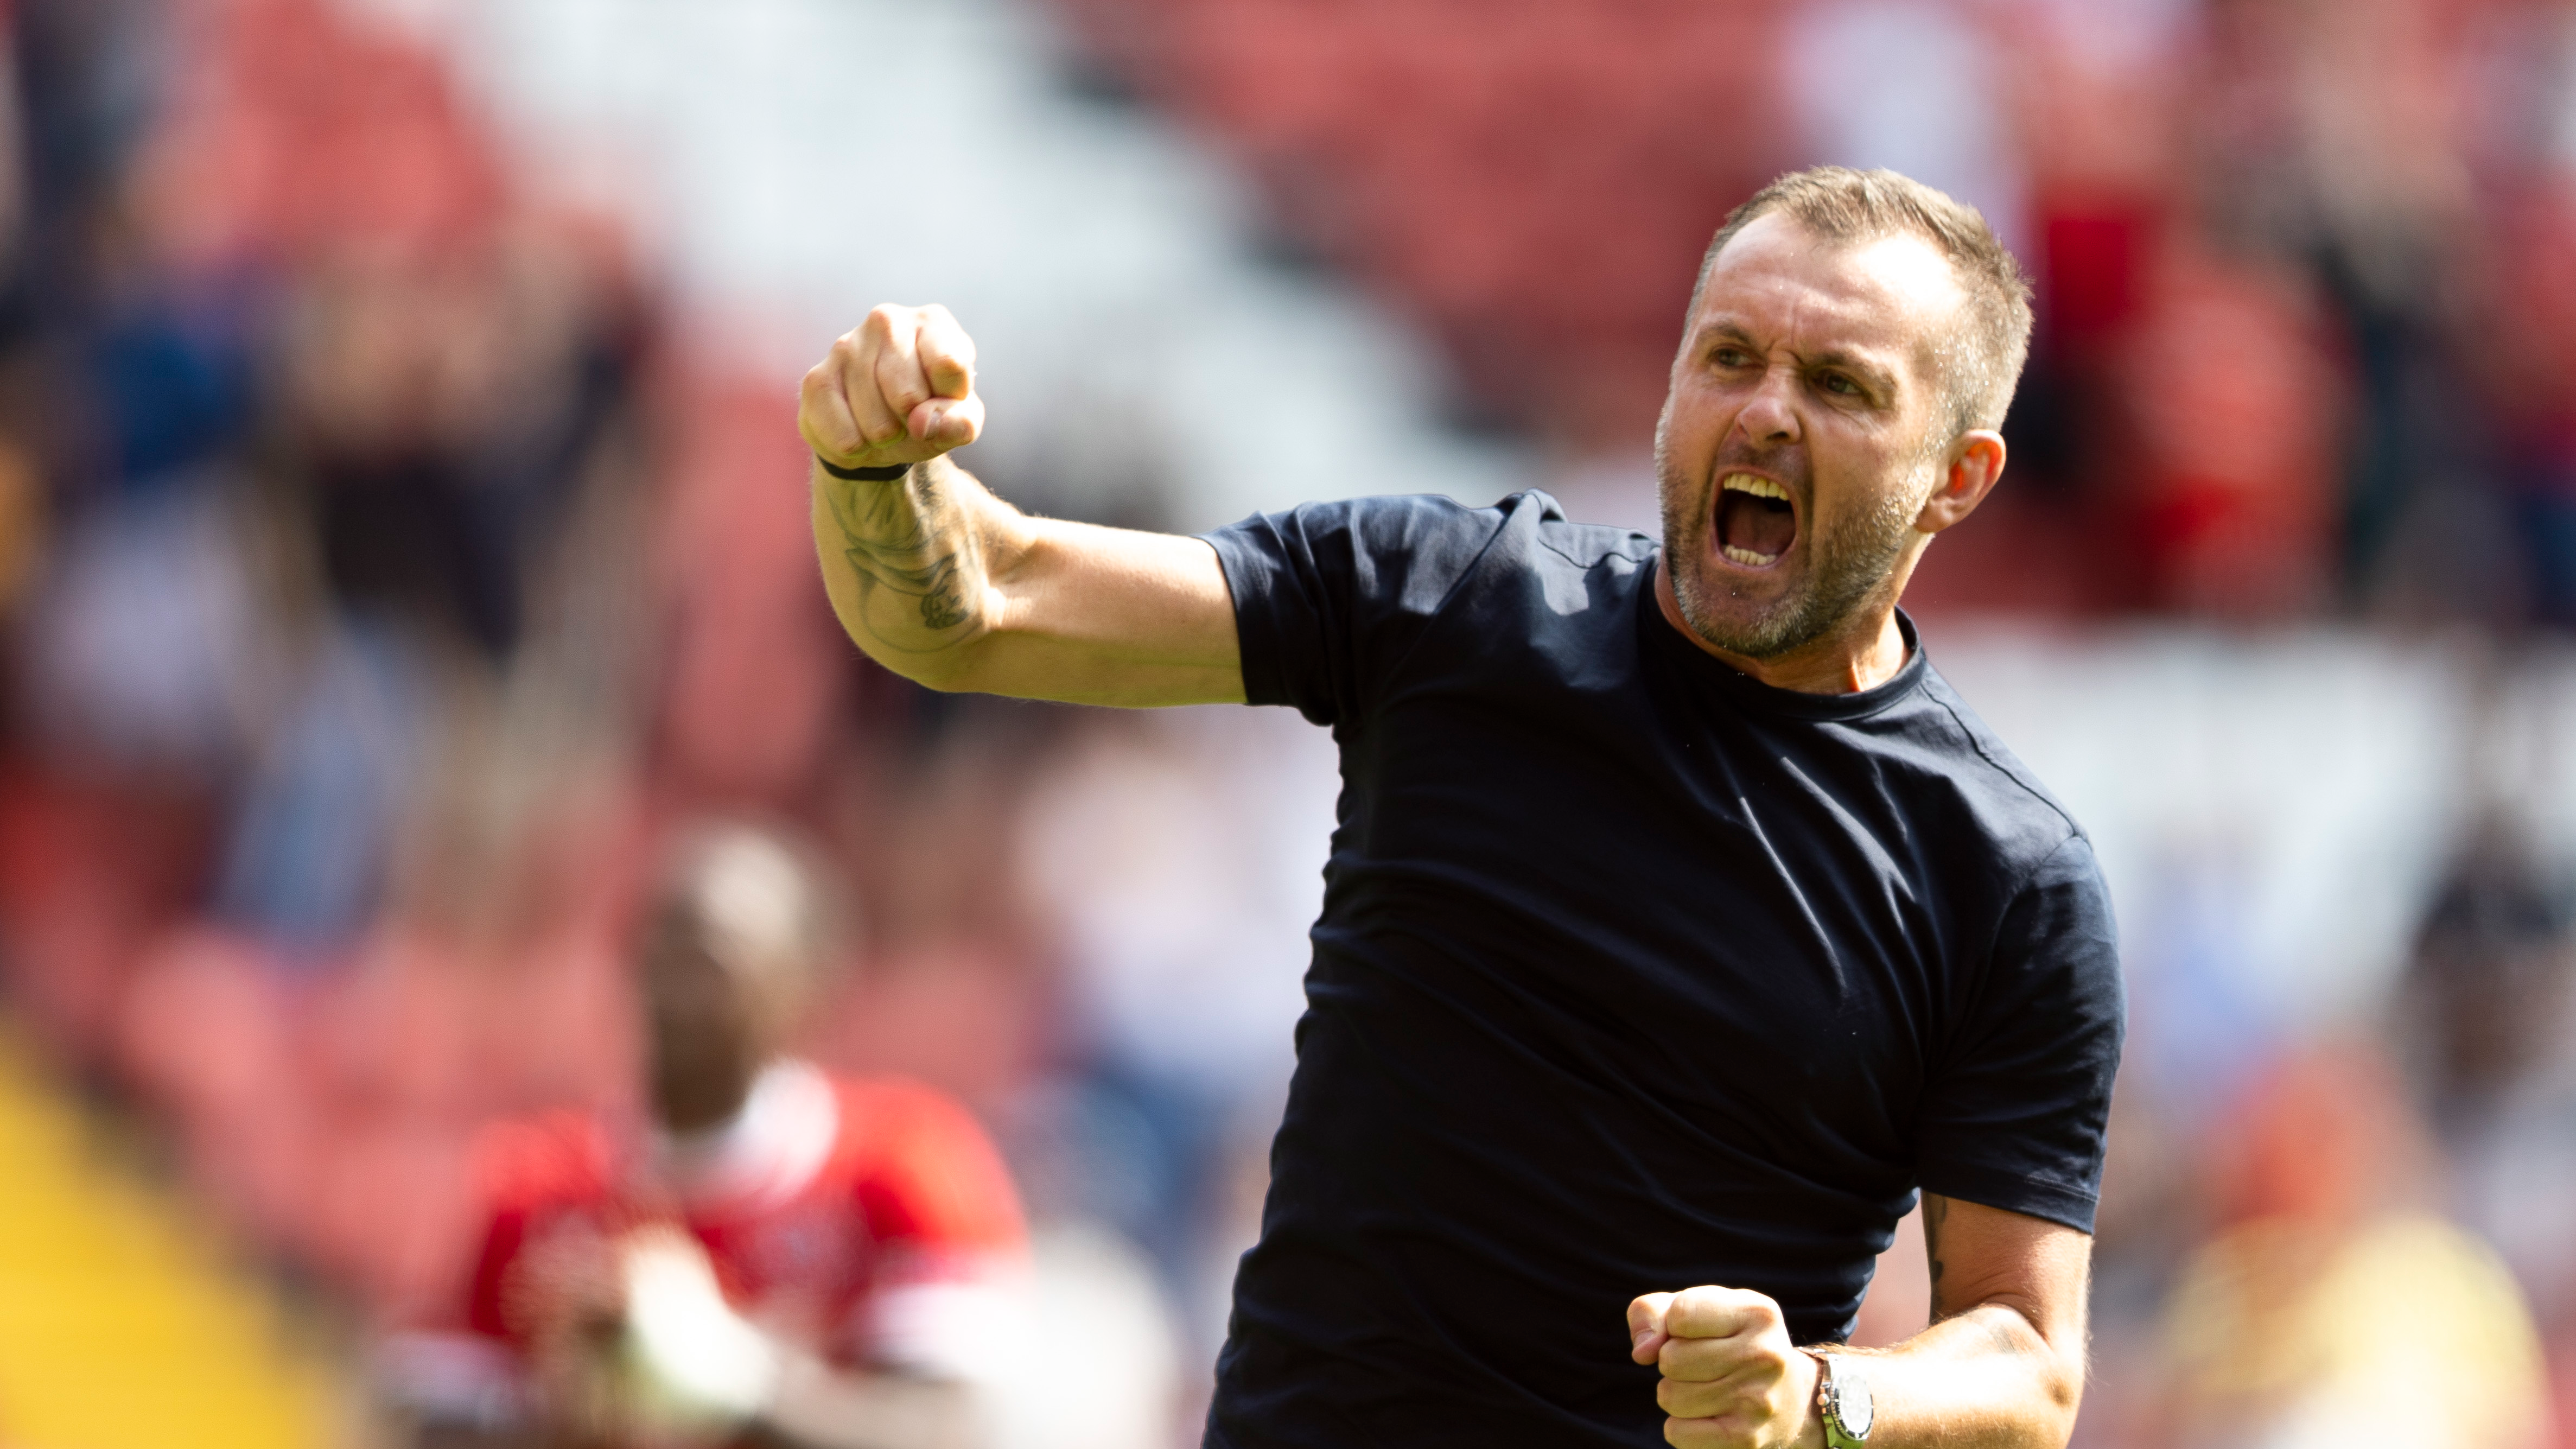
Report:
403,825,1026,1448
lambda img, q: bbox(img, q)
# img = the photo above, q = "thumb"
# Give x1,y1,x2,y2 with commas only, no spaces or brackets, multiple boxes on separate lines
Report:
908,392,984,450
1628,1292,1675,1364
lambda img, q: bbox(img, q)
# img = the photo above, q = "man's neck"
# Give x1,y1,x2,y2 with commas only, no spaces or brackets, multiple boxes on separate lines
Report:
1653,561,1909,695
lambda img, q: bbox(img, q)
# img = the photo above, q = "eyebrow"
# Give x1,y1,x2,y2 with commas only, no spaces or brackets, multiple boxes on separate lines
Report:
1699,319,1904,399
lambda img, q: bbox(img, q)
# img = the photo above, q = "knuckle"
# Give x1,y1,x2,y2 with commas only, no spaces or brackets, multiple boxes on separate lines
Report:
875,360,929,409
1671,1287,1724,1328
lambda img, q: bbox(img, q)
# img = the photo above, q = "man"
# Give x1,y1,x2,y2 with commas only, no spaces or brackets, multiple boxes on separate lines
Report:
799,167,2121,1448
430,825,1025,1448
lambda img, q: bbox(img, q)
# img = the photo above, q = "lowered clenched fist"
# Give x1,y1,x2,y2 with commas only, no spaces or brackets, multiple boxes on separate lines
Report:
1628,1285,1823,1449
799,303,985,471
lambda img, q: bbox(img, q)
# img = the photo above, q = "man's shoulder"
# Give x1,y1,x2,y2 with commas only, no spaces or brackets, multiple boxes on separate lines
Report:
1242,489,1655,570
826,1073,1027,1254
1414,488,1659,573
1209,488,1656,654
1886,659,2095,885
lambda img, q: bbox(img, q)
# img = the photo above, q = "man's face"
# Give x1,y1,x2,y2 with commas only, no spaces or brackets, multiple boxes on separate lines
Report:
640,930,766,1134
1656,212,1966,659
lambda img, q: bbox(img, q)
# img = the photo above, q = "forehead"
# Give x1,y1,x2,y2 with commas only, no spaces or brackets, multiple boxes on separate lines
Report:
1691,212,1964,377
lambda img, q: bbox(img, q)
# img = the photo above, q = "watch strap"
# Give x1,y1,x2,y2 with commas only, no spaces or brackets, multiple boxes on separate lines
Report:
816,456,912,481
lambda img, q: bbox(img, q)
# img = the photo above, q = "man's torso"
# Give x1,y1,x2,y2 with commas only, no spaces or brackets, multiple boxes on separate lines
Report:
1203,493,2117,1446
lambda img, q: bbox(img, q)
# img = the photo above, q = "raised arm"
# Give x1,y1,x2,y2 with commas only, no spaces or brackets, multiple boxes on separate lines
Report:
1627,1194,2089,1448
798,304,1244,707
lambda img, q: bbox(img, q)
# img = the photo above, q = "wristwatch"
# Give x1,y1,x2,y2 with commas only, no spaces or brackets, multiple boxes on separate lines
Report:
1810,1351,1873,1447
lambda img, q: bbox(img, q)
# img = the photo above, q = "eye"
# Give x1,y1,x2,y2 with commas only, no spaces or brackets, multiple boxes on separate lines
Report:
1817,371,1861,397
1710,345,1755,368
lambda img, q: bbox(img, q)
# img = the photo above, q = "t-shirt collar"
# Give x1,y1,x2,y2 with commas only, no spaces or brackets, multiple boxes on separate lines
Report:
1639,569,1929,722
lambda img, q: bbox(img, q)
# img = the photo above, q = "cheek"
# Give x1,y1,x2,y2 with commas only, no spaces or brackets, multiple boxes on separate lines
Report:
1662,384,1728,450
1809,433,1916,526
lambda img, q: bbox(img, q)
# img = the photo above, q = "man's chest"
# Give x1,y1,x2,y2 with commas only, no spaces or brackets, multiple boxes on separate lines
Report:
1332,681,1985,1113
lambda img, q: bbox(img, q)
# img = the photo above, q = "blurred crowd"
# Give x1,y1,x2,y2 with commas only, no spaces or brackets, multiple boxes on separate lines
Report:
1055,0,2576,626
0,0,2573,1446
0,0,1294,1440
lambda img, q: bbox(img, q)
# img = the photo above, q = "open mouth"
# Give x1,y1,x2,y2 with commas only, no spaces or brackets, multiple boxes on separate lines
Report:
1714,472,1797,568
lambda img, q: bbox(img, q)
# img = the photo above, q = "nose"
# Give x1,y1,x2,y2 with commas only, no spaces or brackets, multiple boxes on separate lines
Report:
1734,366,1803,447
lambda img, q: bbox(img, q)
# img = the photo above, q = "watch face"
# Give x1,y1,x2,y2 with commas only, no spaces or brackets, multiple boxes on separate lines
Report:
1834,1359,1873,1438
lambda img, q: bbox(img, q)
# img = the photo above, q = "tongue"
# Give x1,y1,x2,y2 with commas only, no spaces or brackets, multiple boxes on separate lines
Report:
1718,490,1796,558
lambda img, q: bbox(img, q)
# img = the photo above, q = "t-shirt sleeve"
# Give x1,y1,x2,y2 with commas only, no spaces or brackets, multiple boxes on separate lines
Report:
1913,831,2125,1233
1199,494,1509,727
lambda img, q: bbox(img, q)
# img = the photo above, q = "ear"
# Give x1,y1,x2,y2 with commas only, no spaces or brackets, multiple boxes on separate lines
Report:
1913,430,2006,536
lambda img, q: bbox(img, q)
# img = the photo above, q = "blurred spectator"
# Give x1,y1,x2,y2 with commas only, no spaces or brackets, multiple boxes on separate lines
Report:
2399,821,2572,1127
2395,823,2576,1346
387,824,1028,1448
2147,1044,2551,1449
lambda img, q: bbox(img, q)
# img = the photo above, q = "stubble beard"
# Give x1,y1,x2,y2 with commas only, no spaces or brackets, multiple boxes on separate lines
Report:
1654,422,1932,660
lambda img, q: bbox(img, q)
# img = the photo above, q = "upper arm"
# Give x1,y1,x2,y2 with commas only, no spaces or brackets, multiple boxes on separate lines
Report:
1922,1193,2091,1363
933,491,1507,716
943,517,1244,708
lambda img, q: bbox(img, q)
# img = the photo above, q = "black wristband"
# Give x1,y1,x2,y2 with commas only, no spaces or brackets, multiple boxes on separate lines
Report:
815,456,912,481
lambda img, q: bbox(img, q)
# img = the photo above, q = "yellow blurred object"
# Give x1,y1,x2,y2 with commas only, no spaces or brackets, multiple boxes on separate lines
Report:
0,1027,338,1449
2160,1212,2552,1449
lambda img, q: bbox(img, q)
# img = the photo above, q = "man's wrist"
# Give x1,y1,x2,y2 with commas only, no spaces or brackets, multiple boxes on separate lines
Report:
1806,1350,1876,1448
1792,1350,1831,1449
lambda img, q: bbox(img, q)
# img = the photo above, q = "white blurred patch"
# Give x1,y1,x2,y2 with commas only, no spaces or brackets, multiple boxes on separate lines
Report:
621,1228,783,1428
23,483,271,771
690,827,819,972
979,1226,1183,1449
1015,709,1334,1104
1783,0,2027,258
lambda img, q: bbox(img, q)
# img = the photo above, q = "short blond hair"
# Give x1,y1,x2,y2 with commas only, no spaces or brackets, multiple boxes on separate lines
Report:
1693,166,2034,437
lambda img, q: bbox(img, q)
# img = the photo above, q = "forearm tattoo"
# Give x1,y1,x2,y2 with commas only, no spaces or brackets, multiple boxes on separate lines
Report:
819,466,978,646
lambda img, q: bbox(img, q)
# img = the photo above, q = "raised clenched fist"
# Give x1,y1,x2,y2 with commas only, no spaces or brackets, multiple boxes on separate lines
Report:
1627,1285,1822,1448
799,303,985,472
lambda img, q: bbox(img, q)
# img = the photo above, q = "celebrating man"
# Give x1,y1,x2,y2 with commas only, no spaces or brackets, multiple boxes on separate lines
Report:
798,167,2121,1448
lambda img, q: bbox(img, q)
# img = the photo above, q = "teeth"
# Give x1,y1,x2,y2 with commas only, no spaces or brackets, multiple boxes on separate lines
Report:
1722,544,1779,567
1722,473,1789,501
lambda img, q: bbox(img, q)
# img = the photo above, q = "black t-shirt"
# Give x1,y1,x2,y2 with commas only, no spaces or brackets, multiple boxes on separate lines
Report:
1195,491,2124,1447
